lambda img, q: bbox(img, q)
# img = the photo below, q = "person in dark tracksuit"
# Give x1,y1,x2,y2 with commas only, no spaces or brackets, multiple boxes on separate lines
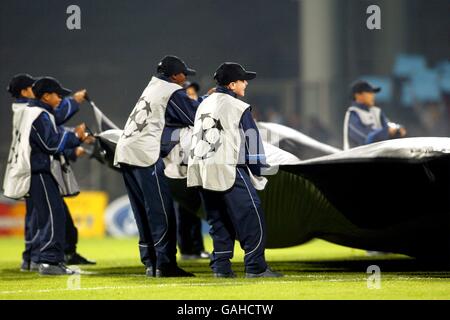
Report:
21,146,96,271
173,81,210,260
6,74,95,272
187,63,283,278
114,55,198,277
5,74,39,269
343,80,407,150
343,81,407,256
27,77,90,275
57,142,96,265
184,81,202,102
175,198,209,260
39,89,96,266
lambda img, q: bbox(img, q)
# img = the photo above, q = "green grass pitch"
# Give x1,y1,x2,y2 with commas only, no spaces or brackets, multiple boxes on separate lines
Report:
0,237,449,299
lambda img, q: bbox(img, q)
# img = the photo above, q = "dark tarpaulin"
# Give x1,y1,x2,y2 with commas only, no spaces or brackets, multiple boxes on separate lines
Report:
94,114,450,260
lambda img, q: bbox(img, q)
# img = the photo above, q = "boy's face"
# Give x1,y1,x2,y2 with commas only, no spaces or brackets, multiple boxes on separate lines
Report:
228,80,248,97
21,86,35,99
41,92,62,108
171,72,187,86
354,91,376,106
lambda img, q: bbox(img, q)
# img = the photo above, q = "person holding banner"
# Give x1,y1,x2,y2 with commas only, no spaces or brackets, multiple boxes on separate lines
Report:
114,55,198,277
51,86,97,266
343,80,407,150
187,62,283,278
3,76,91,275
5,74,40,271
5,74,95,272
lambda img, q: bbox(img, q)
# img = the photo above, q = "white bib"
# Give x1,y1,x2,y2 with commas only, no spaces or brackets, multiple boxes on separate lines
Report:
343,106,382,150
163,126,193,179
187,92,251,191
114,77,182,167
3,103,55,199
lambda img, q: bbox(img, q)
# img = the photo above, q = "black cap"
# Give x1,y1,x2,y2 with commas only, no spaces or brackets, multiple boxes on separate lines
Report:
32,77,72,99
214,62,256,86
157,55,196,77
351,80,381,97
184,81,200,92
7,73,36,98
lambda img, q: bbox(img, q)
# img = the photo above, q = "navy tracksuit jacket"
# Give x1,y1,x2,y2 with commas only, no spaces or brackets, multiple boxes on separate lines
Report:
22,97,82,263
26,99,80,264
199,86,268,274
120,75,199,270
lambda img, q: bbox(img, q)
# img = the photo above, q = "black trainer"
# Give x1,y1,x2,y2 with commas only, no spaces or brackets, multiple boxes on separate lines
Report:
65,252,96,265
39,263,76,275
245,267,283,278
213,271,236,278
155,266,195,278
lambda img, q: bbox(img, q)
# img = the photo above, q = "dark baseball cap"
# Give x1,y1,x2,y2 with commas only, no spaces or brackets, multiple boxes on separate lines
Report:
351,80,381,96
6,73,36,98
32,77,72,99
214,62,256,86
157,55,196,77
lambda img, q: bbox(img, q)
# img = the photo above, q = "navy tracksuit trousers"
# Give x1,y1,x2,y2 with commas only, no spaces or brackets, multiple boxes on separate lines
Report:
200,167,267,274
22,197,78,263
121,158,177,269
28,173,67,264
175,198,205,255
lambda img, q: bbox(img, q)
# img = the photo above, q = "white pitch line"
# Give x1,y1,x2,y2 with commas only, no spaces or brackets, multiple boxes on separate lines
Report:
0,283,249,295
1,275,446,295
0,278,331,295
0,285,152,295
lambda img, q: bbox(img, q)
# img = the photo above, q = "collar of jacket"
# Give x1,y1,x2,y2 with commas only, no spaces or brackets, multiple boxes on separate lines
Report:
353,102,371,111
215,85,237,98
31,99,55,114
14,97,31,104
156,73,172,83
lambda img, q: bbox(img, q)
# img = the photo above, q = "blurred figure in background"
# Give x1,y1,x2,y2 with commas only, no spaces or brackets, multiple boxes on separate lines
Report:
172,81,210,260
266,107,285,124
174,200,209,260
184,81,201,101
343,80,407,257
343,80,407,150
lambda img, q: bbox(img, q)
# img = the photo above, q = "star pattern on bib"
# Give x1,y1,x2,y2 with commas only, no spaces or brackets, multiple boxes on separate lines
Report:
190,113,224,160
122,97,152,139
